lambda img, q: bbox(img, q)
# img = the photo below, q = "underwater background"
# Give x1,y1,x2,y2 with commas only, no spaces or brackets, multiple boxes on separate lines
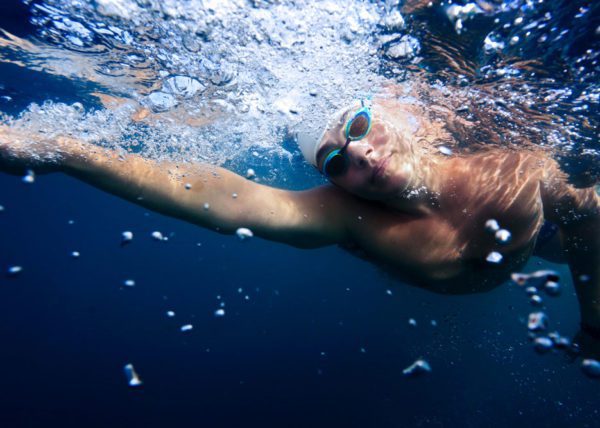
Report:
0,0,599,427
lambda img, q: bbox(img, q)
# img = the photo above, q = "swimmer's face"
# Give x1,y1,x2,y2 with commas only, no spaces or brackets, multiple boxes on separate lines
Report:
316,102,416,200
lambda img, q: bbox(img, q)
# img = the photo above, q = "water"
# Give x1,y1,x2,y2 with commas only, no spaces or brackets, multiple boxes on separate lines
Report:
1,0,599,427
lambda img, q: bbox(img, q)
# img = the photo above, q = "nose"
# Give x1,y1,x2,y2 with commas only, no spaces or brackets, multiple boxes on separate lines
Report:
345,141,373,169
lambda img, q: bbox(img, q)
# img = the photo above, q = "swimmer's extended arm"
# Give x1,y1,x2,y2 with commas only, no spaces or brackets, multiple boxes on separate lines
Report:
541,172,600,331
0,130,349,248
60,140,350,249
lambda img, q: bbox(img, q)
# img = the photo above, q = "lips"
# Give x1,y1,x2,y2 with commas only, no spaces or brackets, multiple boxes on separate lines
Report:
371,155,391,183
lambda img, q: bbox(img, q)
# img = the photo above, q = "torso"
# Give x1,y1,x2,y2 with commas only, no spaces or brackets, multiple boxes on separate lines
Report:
344,150,549,294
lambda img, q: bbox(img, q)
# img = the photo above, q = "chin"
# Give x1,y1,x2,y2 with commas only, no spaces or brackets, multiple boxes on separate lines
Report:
379,172,410,196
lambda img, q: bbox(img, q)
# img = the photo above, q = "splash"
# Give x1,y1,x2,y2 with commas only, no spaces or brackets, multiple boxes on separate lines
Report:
1,0,407,176
0,0,598,184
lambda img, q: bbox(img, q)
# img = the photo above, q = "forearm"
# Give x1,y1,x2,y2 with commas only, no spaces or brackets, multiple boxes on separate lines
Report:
3,130,342,247
61,139,256,232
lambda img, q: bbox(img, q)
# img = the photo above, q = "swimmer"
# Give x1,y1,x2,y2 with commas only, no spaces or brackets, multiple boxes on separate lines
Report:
0,96,598,352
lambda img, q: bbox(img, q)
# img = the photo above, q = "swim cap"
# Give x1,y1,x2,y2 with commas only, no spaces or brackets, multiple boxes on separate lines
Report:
295,102,359,167
296,125,326,167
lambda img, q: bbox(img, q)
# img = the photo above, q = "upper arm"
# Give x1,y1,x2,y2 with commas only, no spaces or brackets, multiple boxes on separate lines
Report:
199,176,352,248
145,163,352,248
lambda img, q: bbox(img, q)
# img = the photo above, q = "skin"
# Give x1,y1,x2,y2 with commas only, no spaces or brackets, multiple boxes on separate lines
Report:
0,98,598,345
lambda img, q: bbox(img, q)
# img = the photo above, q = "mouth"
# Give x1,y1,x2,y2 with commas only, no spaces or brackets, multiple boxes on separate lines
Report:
371,154,391,183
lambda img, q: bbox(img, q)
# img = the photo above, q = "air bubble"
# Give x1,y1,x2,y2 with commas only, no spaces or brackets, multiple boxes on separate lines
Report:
381,10,405,31
486,251,503,264
402,359,431,376
543,280,561,296
438,146,453,156
581,359,600,378
528,312,548,332
147,91,178,112
385,35,420,59
495,229,511,244
485,219,500,233
121,231,133,245
22,170,35,184
163,75,205,99
7,266,23,276
530,294,542,306
180,324,193,332
123,363,143,387
533,337,553,353
236,227,253,240
525,286,538,296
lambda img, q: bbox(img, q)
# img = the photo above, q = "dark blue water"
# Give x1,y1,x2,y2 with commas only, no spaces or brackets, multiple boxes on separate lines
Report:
1,1,599,427
1,164,599,427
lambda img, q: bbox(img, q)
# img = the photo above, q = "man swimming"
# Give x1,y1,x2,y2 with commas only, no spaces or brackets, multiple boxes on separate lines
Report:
0,95,598,349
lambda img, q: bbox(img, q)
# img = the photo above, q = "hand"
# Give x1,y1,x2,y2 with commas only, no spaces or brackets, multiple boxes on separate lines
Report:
0,125,66,175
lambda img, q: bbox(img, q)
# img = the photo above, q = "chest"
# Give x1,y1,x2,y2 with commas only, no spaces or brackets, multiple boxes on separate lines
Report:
351,187,545,287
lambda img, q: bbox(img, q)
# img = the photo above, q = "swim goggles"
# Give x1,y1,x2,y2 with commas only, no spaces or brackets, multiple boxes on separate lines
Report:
321,101,373,178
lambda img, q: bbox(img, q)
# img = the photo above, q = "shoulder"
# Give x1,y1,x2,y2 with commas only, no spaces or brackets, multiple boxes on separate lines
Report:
271,184,366,248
